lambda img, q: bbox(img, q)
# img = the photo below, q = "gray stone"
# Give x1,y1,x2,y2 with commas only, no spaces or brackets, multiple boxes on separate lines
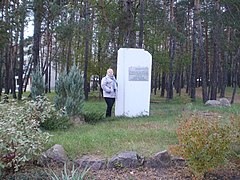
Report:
144,150,171,168
74,156,107,170
171,156,186,166
219,98,231,107
205,100,221,107
38,144,68,166
108,151,144,169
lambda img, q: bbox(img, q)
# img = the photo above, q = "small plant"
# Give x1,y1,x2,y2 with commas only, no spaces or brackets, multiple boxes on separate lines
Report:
47,163,90,180
30,97,72,130
31,68,45,99
169,113,233,178
0,99,51,171
55,65,84,116
83,111,105,124
1,94,9,103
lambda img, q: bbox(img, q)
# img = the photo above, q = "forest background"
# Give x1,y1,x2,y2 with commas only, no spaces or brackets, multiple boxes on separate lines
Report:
0,0,240,102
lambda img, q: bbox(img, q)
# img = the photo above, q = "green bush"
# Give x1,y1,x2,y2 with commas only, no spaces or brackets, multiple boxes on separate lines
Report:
0,99,51,172
83,111,105,124
31,68,45,100
169,113,233,178
41,115,72,130
32,97,72,130
28,96,55,123
55,65,84,116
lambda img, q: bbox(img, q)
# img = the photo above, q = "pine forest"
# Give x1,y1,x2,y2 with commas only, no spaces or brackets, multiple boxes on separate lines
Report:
0,0,240,102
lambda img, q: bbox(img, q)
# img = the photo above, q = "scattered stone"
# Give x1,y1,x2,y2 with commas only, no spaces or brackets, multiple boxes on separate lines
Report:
171,156,186,166
205,100,221,107
205,99,231,107
108,151,144,169
70,116,85,125
74,155,107,170
144,150,171,168
38,144,68,166
219,98,231,107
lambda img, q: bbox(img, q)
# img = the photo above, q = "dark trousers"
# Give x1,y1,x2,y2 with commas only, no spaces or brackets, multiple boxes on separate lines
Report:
104,97,115,117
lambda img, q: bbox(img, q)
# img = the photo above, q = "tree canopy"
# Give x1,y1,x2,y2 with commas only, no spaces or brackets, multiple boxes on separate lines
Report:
0,0,239,102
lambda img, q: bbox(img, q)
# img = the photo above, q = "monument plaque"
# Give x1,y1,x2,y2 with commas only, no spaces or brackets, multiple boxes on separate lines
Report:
129,67,149,81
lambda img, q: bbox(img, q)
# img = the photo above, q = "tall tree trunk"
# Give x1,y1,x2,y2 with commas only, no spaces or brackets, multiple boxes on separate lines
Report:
219,52,227,98
167,0,175,100
84,0,89,100
161,71,166,97
12,40,18,99
210,0,220,100
4,45,11,94
44,21,51,93
23,56,32,92
0,53,3,97
158,73,161,90
190,2,197,102
175,71,180,94
220,27,231,97
231,48,240,104
117,0,124,49
185,3,191,94
4,0,10,94
48,31,53,93
97,39,103,99
66,19,73,72
11,0,19,99
196,0,208,103
138,0,144,48
205,21,210,88
154,71,158,95
48,60,51,93
32,0,43,71
125,0,134,47
18,1,25,100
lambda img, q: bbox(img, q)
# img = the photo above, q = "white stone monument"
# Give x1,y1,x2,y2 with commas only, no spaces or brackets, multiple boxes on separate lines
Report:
115,48,152,117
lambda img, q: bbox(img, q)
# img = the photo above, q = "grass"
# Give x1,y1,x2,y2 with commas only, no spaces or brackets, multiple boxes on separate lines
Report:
47,117,178,159
47,93,187,159
47,90,240,159
22,88,240,159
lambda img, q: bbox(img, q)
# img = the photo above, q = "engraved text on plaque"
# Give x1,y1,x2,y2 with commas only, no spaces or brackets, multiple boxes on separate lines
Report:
129,66,149,81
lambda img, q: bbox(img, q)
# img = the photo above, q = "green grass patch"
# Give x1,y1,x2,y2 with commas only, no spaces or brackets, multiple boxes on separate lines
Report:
47,117,178,159
45,90,239,159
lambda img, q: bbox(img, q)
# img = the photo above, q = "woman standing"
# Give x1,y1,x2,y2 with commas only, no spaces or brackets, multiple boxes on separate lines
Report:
101,68,117,117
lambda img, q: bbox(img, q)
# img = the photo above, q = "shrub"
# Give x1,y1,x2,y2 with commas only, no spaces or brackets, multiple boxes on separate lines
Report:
55,65,84,116
0,99,51,172
230,116,240,156
28,96,55,123
31,97,72,130
31,68,45,99
83,111,105,124
169,113,233,178
41,115,72,130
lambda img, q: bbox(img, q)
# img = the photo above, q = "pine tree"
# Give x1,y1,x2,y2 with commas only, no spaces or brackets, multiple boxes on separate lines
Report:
55,65,84,116
31,68,45,99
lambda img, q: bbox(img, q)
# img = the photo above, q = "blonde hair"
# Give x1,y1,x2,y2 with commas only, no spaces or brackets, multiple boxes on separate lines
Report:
107,68,114,76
